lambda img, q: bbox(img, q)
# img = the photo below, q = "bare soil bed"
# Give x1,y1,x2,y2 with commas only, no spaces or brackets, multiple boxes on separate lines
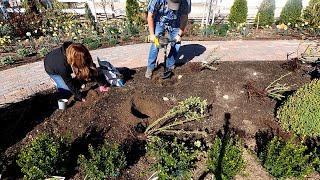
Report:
0,61,316,179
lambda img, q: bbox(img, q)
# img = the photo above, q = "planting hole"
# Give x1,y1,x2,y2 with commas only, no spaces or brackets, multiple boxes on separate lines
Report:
131,104,149,119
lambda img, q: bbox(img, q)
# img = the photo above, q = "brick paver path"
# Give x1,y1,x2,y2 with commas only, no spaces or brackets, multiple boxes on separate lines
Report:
0,40,312,106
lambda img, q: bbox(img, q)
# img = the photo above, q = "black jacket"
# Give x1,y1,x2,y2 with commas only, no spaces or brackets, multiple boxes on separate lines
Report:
44,43,105,100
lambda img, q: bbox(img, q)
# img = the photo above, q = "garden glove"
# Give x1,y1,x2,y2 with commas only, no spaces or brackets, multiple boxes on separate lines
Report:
81,98,86,102
99,85,109,92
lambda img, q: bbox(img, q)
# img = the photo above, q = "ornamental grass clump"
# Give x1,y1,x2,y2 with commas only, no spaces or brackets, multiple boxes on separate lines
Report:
17,133,69,180
207,134,245,180
78,140,126,179
277,79,320,137
257,136,318,179
144,97,208,140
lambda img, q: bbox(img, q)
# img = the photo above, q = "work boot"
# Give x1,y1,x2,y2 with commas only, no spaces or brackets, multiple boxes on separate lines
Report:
145,69,153,79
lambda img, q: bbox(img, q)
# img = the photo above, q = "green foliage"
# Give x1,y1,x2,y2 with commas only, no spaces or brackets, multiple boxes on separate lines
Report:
258,136,318,179
39,47,50,57
302,0,320,27
126,0,140,24
82,37,94,44
17,48,32,57
228,0,248,24
255,0,275,26
207,135,245,180
277,79,320,137
123,23,140,37
0,22,12,37
144,97,208,139
0,56,16,65
88,41,100,50
279,0,302,25
146,136,199,179
265,72,293,100
202,24,229,37
16,133,69,180
78,140,126,179
85,3,95,27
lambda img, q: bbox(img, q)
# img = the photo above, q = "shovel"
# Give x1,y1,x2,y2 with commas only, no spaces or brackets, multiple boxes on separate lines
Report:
156,36,175,79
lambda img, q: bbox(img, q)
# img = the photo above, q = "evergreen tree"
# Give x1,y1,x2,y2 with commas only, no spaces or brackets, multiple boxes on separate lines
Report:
255,0,275,27
303,0,320,27
228,0,248,24
126,0,139,24
279,0,302,24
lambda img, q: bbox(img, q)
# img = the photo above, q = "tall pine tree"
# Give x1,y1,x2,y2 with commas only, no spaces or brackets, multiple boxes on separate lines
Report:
255,0,275,27
279,0,302,24
228,0,248,24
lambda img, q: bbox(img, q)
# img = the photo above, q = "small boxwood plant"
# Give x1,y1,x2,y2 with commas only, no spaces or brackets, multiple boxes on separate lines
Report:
17,48,32,58
77,140,126,179
258,136,318,179
0,56,15,65
16,133,69,180
207,134,245,180
277,79,320,137
146,136,200,180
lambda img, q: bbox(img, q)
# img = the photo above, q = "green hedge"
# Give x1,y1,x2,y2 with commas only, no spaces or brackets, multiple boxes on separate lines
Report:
277,79,320,137
279,0,302,25
229,0,248,24
255,0,275,26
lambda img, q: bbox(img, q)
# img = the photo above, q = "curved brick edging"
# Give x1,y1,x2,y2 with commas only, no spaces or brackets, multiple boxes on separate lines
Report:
0,40,309,106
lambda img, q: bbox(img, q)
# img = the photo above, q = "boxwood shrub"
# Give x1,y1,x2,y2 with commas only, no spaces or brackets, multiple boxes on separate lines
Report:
207,134,244,180
277,79,320,137
258,136,318,179
17,133,69,180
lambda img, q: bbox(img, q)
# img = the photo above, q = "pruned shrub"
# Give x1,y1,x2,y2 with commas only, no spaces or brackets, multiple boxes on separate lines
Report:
16,133,70,180
302,0,320,28
0,56,16,65
255,0,276,27
228,0,248,24
207,134,245,180
257,136,318,179
144,96,208,141
279,0,302,25
146,136,200,179
277,79,320,137
78,140,126,179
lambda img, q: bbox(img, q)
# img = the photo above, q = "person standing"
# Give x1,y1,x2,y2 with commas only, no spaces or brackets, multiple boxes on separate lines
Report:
145,0,191,79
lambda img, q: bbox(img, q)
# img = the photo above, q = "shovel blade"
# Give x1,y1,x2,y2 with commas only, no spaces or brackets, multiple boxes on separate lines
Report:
161,69,173,79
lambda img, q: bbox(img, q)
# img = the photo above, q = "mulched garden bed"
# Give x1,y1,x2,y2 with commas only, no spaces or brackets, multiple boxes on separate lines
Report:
0,61,316,179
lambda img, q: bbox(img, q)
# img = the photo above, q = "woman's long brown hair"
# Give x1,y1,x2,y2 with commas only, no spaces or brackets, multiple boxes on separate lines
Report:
66,43,98,81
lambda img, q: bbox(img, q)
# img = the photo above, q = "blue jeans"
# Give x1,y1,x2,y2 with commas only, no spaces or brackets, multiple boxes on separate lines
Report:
49,74,72,96
147,22,181,70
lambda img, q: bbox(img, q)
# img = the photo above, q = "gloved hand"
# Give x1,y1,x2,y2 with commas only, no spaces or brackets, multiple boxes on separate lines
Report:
148,34,156,42
174,34,182,43
99,85,109,92
81,98,86,102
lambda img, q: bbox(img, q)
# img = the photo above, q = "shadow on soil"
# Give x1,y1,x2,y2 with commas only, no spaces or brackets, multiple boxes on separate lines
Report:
176,44,206,66
67,126,109,178
0,90,63,150
199,112,232,180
